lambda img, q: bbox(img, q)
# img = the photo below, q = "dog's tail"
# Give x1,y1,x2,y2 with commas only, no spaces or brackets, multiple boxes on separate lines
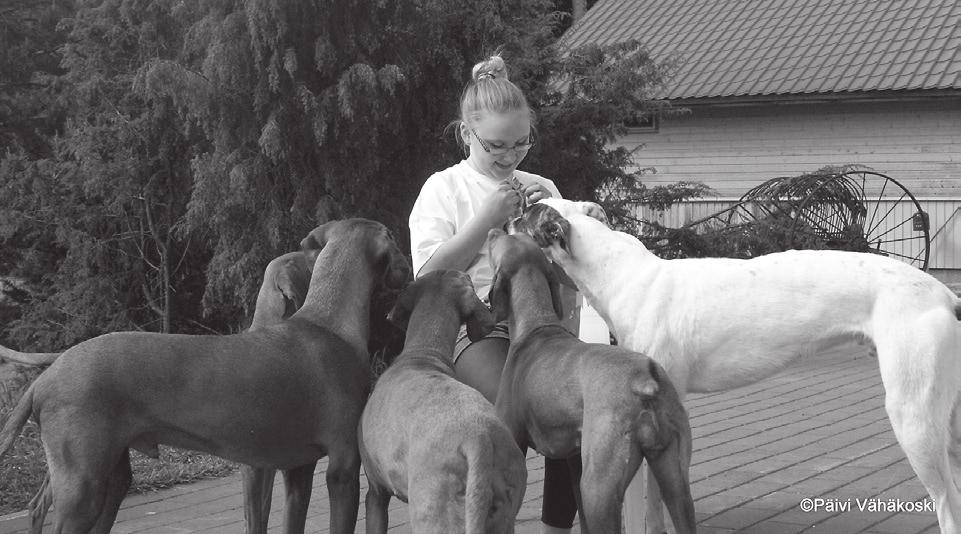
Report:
463,436,495,534
0,344,60,366
0,381,36,458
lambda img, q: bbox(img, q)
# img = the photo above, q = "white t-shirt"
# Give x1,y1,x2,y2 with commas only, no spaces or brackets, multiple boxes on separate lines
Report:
409,160,562,299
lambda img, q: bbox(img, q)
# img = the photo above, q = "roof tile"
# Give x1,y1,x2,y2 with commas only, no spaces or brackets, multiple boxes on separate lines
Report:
560,0,961,98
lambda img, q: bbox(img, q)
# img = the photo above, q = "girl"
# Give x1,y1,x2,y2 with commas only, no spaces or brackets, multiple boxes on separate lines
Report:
409,54,579,534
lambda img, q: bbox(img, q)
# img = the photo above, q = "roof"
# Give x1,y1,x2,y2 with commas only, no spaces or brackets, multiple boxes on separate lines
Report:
559,0,961,100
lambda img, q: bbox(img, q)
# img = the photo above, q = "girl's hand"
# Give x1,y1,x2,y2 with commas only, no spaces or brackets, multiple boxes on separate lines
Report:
522,182,553,204
478,181,524,228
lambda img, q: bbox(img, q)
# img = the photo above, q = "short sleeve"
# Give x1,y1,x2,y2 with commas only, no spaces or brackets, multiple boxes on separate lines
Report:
409,175,455,276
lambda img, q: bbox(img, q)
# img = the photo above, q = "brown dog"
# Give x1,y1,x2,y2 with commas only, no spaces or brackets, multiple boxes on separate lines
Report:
0,218,410,534
487,229,696,534
359,270,528,534
3,250,315,534
242,250,313,534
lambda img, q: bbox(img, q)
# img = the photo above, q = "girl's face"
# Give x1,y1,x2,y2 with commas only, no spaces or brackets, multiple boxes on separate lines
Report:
463,110,532,181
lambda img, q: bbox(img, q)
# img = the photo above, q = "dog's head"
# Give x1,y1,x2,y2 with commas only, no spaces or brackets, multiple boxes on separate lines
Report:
300,218,411,290
487,229,563,323
387,270,495,341
509,199,608,258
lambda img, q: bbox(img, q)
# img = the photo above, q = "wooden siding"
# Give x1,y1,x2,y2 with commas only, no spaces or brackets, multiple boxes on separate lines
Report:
618,97,961,269
619,98,961,198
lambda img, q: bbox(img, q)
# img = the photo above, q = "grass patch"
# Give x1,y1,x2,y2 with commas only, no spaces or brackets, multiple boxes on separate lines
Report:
0,367,237,515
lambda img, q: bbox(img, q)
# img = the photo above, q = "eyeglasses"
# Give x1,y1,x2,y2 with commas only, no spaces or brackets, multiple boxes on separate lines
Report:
469,127,534,156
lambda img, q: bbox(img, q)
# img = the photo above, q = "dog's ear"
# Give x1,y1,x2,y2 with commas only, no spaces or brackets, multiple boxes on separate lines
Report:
377,233,412,290
581,202,609,226
487,271,511,324
464,292,496,342
277,262,310,319
546,264,564,320
386,282,418,331
540,218,570,255
300,224,331,268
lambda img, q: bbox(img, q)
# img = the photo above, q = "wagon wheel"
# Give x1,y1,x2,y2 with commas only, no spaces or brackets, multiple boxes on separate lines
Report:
847,170,929,270
789,171,930,270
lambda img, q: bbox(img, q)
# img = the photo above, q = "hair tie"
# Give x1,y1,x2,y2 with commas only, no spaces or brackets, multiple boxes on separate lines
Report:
472,55,509,82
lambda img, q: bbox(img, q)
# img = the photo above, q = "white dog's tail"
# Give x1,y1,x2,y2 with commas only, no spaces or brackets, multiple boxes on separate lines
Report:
463,437,495,534
0,381,35,458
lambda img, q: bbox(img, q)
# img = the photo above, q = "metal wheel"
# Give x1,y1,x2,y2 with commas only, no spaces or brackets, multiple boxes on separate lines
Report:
788,171,929,270
846,170,930,270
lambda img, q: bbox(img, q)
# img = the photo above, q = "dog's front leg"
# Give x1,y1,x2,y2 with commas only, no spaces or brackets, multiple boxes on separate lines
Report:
281,462,316,534
242,465,276,533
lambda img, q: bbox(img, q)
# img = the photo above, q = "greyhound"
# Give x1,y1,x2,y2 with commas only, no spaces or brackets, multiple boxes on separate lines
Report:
516,198,961,534
0,218,410,534
359,270,528,534
486,229,695,534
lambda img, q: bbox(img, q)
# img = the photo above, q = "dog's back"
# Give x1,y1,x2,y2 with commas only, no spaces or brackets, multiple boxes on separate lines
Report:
359,271,527,533
507,325,686,453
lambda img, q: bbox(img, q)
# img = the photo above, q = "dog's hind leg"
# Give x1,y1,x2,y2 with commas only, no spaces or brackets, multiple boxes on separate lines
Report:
28,474,51,534
88,449,133,534
578,417,644,534
325,444,362,534
878,323,961,534
951,394,961,493
280,462,316,534
364,484,391,534
46,458,111,534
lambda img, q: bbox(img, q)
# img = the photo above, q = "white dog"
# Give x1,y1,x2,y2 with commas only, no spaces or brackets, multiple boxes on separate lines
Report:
514,197,961,534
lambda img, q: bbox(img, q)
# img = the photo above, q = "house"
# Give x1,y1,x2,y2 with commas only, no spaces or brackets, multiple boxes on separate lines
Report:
560,0,961,281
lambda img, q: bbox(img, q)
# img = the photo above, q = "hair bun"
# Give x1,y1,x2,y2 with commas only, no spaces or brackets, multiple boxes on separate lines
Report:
472,55,508,82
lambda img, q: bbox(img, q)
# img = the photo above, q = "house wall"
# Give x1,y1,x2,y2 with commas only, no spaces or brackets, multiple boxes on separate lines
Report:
617,98,961,271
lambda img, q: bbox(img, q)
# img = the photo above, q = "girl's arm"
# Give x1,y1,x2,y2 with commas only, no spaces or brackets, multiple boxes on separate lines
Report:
418,180,521,276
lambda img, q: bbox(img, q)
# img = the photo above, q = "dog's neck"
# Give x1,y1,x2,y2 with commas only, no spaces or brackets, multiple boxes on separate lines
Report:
399,300,463,367
550,215,659,337
297,236,376,350
507,265,566,340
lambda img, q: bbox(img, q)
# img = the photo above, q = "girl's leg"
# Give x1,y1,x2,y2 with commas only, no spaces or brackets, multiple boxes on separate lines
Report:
541,457,578,532
453,337,509,403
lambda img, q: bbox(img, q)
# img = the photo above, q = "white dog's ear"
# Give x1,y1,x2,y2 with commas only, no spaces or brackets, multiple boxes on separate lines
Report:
580,202,609,226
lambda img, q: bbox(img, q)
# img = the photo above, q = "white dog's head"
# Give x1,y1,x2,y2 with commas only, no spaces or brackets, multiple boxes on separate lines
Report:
509,198,609,256
536,198,609,226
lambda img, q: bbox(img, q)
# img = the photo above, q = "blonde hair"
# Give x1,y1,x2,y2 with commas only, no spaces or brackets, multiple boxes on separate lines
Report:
459,54,532,125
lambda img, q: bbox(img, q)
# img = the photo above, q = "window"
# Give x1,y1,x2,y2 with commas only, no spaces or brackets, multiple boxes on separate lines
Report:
625,114,659,133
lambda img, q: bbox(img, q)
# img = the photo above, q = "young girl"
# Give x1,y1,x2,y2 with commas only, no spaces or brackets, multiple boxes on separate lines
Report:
409,55,579,534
